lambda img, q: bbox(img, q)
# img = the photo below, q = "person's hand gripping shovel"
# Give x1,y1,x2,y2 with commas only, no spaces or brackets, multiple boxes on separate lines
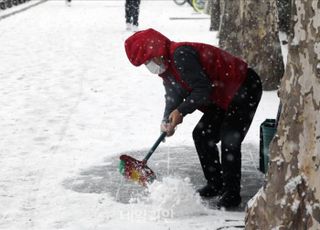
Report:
118,110,182,187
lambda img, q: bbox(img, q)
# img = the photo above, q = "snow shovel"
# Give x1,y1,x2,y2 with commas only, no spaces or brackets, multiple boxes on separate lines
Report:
118,132,167,186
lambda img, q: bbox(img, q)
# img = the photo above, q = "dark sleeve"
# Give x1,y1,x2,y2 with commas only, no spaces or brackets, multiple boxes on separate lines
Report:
162,78,184,122
173,46,212,116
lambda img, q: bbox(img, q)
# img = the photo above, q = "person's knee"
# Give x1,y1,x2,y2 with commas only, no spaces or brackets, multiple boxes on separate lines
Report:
193,122,220,143
221,131,242,149
192,122,204,141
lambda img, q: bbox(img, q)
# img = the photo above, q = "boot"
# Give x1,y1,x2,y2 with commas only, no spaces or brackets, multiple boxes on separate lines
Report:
217,190,241,208
197,182,222,198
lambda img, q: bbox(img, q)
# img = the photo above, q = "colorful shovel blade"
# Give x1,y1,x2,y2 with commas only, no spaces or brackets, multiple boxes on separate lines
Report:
119,154,156,186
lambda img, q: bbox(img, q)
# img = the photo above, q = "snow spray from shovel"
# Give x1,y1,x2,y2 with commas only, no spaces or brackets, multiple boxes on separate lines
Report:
118,132,167,186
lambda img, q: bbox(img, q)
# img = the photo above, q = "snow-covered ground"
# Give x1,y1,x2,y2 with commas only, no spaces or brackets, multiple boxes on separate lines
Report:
0,1,279,229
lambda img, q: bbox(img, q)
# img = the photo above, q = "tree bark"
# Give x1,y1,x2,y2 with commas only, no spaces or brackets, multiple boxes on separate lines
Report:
277,0,291,34
241,0,284,91
219,0,284,91
245,1,320,229
218,0,243,58
209,0,220,31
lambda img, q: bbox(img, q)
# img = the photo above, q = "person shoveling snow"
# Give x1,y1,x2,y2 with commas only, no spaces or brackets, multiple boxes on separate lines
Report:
123,28,262,209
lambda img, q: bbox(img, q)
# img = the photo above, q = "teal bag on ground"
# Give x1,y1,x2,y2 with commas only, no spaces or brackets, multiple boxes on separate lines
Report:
259,119,277,174
259,103,281,174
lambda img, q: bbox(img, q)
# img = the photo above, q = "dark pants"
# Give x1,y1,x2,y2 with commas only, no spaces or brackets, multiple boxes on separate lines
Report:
125,0,141,26
193,68,262,193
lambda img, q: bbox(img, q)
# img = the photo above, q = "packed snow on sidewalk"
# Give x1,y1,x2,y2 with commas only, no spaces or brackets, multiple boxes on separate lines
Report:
0,0,280,229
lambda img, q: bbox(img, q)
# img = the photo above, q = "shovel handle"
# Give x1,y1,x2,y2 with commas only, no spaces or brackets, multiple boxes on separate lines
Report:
143,132,167,162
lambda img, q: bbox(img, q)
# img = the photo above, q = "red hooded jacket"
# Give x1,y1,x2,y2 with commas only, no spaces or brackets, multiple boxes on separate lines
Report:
124,28,248,110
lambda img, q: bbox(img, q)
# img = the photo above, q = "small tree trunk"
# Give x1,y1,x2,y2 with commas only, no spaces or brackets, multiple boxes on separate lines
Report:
209,0,220,31
245,1,320,229
277,0,291,34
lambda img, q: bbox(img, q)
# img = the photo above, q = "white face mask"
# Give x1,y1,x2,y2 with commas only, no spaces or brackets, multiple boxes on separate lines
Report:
145,60,167,75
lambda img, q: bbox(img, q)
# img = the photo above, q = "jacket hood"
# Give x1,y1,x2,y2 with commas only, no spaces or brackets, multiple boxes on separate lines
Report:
124,28,171,66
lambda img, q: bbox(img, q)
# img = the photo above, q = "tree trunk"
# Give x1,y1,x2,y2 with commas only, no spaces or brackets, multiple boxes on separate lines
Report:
277,0,291,34
219,0,284,91
241,0,284,91
245,1,320,229
218,0,243,57
209,0,220,31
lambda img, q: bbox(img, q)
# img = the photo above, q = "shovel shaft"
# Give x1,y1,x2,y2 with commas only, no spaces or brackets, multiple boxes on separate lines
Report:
143,132,166,162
